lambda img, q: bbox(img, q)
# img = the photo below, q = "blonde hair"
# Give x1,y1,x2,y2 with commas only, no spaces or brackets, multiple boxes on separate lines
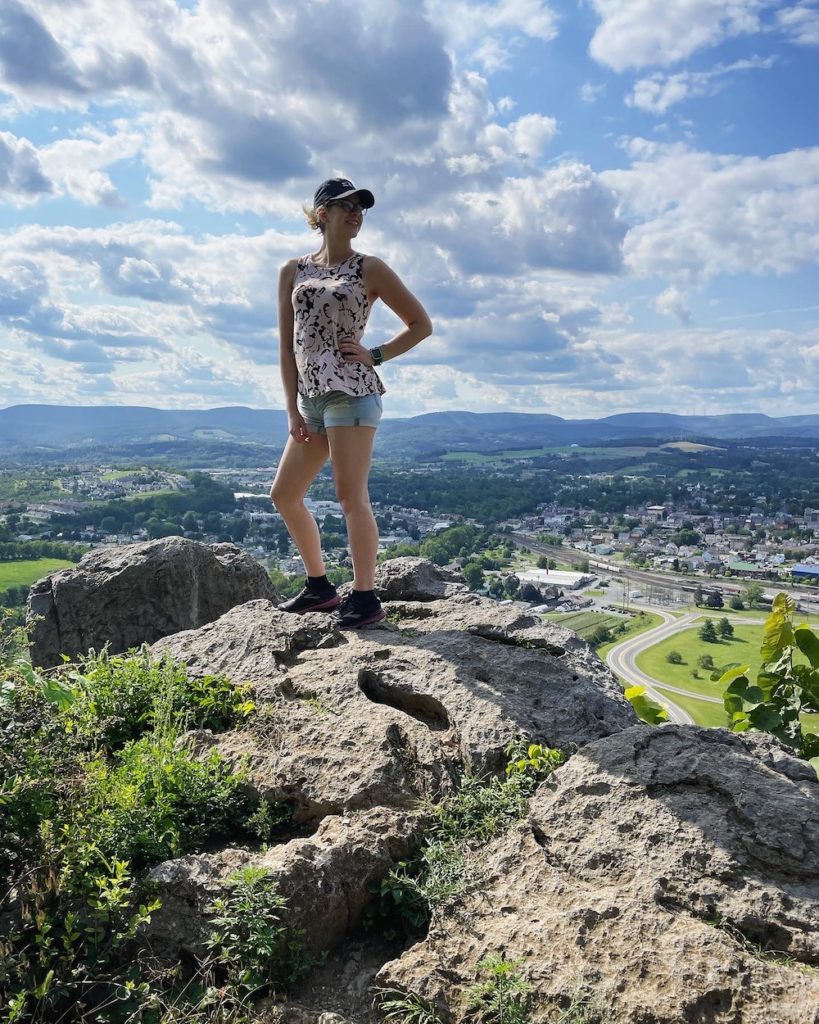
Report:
303,202,325,233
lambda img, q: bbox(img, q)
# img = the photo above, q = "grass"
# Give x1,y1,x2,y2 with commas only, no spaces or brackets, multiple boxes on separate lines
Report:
541,611,624,638
0,558,76,590
99,469,138,481
636,622,818,735
596,611,664,659
653,686,728,728
439,445,658,463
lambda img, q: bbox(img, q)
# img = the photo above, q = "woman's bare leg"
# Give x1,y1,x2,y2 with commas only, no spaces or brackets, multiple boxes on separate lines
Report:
269,432,330,576
326,426,378,590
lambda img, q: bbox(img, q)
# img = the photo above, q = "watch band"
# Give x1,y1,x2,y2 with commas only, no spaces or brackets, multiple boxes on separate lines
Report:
370,346,384,366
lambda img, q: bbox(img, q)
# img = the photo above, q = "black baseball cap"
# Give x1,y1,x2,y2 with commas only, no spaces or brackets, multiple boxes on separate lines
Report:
313,177,375,209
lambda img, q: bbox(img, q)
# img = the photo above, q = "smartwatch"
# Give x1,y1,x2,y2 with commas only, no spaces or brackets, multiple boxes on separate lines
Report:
370,346,385,366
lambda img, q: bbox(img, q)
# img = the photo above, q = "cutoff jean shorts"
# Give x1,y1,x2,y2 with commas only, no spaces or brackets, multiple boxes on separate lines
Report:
298,390,383,434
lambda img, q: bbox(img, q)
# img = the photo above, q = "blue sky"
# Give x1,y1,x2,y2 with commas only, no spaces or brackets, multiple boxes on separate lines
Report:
1,0,818,419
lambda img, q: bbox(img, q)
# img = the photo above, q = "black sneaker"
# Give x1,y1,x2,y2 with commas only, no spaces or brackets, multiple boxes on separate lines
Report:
337,592,386,630
278,585,340,614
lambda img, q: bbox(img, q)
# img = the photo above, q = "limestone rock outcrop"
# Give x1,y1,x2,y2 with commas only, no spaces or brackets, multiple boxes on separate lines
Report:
26,537,276,667
377,725,819,1024
148,807,426,959
78,551,817,1024
150,591,635,821
371,556,468,602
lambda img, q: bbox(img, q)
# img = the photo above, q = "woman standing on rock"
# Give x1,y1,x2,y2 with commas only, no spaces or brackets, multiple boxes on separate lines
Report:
270,178,432,629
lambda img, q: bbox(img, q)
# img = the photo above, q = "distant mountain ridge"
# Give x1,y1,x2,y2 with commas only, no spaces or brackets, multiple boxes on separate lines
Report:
1,404,818,455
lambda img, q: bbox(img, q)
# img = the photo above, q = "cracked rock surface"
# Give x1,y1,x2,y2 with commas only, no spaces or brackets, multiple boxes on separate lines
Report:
27,537,275,668
148,808,425,959
151,590,635,820
377,725,819,1024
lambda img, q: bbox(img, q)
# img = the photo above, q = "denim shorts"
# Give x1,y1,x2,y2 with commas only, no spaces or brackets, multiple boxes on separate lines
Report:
298,391,383,433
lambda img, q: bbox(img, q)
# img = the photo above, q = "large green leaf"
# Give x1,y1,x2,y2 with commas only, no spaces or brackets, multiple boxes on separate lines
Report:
41,675,77,711
721,668,751,691
794,626,819,669
723,695,744,716
748,705,783,731
743,686,764,705
772,593,796,616
761,611,794,663
756,670,779,700
809,757,819,782
625,685,670,725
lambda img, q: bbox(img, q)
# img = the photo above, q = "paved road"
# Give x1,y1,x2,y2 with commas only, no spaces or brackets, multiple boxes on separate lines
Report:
605,609,697,724
604,609,766,725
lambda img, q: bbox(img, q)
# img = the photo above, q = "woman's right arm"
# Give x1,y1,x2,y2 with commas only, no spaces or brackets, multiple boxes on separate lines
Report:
278,260,309,443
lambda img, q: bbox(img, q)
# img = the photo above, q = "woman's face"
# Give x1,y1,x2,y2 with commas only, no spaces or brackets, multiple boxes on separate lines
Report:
322,198,366,237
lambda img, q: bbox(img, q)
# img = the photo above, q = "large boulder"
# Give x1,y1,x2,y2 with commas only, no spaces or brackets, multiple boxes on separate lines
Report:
150,593,635,821
147,807,425,959
377,725,819,1023
26,537,276,667
372,556,468,602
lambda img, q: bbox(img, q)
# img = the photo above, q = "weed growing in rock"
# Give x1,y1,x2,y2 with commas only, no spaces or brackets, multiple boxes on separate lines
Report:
369,741,564,931
62,647,256,747
206,867,316,996
467,953,531,1024
377,988,442,1023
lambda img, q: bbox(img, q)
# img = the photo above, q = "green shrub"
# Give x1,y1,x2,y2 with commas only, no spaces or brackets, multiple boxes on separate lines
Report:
63,648,255,748
467,953,531,1024
66,737,258,873
721,594,819,767
666,650,683,664
370,742,564,929
206,867,315,996
0,647,291,1024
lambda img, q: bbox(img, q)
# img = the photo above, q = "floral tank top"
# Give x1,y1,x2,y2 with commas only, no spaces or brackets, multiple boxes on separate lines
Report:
291,251,386,399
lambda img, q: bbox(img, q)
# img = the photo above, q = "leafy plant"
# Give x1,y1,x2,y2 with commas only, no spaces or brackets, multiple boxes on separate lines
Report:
377,987,442,1024
467,953,531,1024
720,594,819,768
369,742,564,930
0,647,288,1024
665,650,683,664
624,685,669,725
62,648,255,748
206,867,314,996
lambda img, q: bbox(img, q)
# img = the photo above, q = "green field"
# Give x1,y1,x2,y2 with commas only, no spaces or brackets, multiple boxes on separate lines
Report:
637,622,818,734
654,687,728,728
0,558,76,591
440,445,657,464
596,611,664,659
542,610,624,638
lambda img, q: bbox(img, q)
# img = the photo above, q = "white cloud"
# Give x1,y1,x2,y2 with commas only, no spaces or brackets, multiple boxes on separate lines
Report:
426,0,558,71
579,82,606,103
655,285,692,323
602,141,819,282
0,130,55,203
588,0,774,71
39,123,142,207
417,163,626,276
626,56,775,114
778,1,819,44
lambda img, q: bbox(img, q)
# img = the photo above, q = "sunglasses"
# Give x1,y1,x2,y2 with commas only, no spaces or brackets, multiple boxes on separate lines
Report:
328,199,368,216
